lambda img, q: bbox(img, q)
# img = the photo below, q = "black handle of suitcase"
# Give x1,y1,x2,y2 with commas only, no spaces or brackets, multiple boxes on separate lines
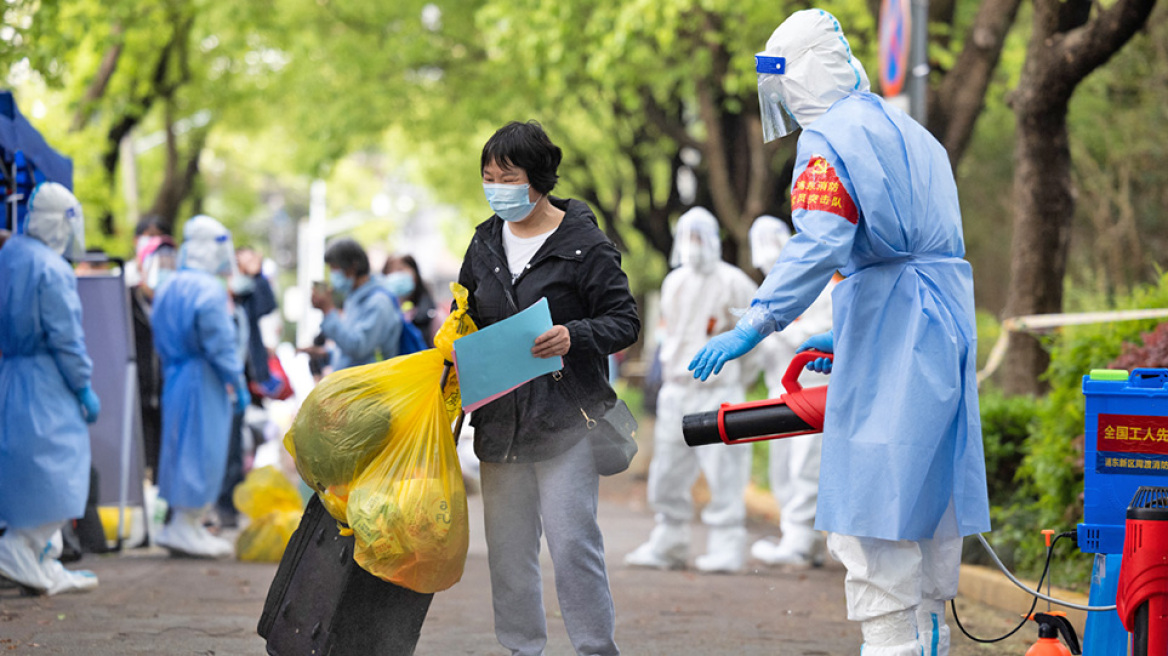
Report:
259,493,434,656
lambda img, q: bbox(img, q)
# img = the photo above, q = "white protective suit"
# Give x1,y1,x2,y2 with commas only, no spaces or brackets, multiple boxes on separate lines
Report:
746,10,978,656
747,216,834,568
624,207,758,573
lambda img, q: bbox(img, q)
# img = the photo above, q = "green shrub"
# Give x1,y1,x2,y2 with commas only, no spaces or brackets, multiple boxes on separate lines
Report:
980,389,1038,509
987,271,1168,585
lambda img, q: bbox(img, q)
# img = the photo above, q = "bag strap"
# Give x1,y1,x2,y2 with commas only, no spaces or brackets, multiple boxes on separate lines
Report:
552,370,597,429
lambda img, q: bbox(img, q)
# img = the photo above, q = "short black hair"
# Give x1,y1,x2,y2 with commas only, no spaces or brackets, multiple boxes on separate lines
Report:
480,121,563,194
134,215,171,237
324,238,370,277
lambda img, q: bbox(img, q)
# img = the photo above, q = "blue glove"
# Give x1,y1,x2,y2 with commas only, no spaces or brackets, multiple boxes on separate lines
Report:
688,324,765,382
796,330,834,374
77,386,101,424
234,379,251,415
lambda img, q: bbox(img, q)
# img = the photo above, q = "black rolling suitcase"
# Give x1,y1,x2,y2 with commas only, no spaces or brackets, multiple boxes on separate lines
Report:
258,493,434,656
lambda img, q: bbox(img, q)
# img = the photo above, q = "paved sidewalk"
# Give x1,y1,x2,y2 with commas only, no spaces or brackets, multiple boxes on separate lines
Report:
1,467,1038,655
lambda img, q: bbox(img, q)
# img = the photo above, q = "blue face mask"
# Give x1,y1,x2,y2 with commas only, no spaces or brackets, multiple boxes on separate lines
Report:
329,269,353,296
384,271,415,298
483,183,539,223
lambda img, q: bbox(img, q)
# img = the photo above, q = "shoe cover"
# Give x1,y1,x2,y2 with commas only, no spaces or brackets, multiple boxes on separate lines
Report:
624,522,688,570
155,508,233,559
861,609,921,656
751,534,825,568
860,641,924,656
695,526,746,573
0,524,99,595
915,600,950,656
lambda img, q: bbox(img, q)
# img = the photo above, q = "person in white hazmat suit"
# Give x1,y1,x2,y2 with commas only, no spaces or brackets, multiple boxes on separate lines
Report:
688,10,990,656
152,215,248,558
0,183,100,595
624,207,758,574
746,215,835,569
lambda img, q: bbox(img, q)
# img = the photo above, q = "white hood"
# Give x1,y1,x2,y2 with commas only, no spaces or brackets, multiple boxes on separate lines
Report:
178,214,236,277
26,182,85,259
749,215,791,272
761,9,871,127
670,206,722,272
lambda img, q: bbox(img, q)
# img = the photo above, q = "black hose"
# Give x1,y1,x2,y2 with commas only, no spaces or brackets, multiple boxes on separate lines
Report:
951,531,1075,644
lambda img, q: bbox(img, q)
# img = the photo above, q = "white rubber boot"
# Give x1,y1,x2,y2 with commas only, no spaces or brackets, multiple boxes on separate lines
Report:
751,530,825,569
695,526,746,574
0,525,98,595
916,599,950,656
155,508,234,559
860,609,923,656
624,521,689,570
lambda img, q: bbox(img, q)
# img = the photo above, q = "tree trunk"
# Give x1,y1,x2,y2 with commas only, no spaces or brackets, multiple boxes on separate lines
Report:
999,0,1158,395
1000,105,1074,394
147,106,208,228
928,0,1024,166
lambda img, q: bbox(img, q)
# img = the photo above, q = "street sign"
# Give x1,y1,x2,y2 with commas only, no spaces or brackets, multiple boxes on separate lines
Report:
879,0,911,97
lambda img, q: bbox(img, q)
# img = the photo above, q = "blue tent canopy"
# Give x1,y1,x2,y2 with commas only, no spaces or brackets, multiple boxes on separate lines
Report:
1,90,73,232
0,91,73,188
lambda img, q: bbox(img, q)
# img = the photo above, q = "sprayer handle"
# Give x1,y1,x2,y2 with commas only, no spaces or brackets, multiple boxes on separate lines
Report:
782,350,833,395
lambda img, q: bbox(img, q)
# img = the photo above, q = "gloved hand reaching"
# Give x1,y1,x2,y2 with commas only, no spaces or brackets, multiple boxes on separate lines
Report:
77,386,101,424
688,324,765,381
796,330,834,374
234,378,251,415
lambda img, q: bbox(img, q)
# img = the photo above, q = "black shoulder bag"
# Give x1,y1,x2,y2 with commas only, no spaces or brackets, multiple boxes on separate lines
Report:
553,370,639,476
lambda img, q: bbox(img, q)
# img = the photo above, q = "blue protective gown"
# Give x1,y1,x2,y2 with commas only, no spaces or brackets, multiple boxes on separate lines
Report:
152,269,242,510
748,92,990,542
0,235,93,529
320,278,402,370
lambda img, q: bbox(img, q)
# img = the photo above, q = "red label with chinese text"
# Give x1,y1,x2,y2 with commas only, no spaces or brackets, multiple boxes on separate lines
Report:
791,156,859,224
1097,414,1168,455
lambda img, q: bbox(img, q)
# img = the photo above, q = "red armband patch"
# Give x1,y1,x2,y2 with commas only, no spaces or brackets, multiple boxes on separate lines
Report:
791,156,859,224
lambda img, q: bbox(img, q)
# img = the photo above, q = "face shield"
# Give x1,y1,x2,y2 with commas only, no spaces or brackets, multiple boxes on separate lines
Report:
749,215,791,272
670,207,722,271
26,182,85,260
756,55,800,143
178,215,237,277
758,10,871,133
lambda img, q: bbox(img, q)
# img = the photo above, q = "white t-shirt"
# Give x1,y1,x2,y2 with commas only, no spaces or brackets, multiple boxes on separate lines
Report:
502,222,556,282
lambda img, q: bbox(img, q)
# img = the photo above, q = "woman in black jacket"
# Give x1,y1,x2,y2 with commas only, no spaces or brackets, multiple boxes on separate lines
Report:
458,121,639,656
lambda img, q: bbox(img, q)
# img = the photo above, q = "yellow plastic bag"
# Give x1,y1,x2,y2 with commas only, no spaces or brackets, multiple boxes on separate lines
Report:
232,466,305,562
236,510,302,562
433,281,477,418
233,466,303,518
286,282,477,523
284,363,397,511
347,348,469,593
283,283,476,588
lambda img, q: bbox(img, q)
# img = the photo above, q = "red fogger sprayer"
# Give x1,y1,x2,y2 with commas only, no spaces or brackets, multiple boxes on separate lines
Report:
682,350,832,448
1116,486,1168,656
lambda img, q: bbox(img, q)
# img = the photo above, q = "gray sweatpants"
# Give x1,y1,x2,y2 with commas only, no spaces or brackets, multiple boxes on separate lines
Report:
480,437,620,656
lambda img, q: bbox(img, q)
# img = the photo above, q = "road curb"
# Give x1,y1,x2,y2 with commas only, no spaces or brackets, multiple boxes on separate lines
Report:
957,563,1090,629
740,483,1093,627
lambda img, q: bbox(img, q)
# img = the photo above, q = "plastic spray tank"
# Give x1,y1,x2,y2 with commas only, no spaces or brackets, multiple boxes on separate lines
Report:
1026,612,1082,656
682,350,830,447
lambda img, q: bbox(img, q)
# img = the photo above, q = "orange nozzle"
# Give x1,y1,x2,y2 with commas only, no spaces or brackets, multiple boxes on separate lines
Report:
1042,529,1056,547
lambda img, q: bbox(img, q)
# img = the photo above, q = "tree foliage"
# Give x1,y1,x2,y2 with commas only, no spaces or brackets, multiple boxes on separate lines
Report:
4,0,1164,317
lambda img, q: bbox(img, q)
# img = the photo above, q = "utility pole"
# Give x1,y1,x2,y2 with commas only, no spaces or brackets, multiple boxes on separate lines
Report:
908,0,929,123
